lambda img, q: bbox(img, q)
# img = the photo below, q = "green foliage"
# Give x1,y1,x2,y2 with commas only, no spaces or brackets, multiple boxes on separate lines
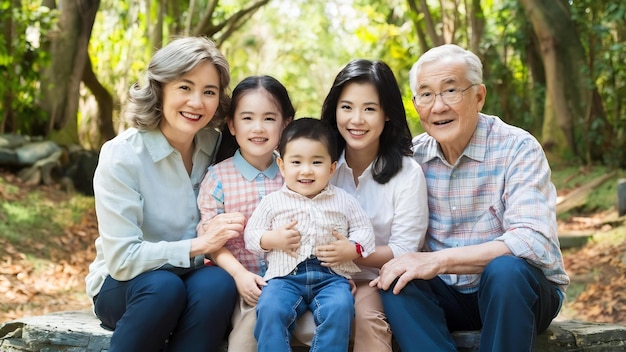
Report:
0,1,57,134
566,1,626,165
5,0,625,165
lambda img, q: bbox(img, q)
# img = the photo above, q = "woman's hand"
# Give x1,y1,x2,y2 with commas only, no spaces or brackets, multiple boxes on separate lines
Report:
192,213,245,256
233,270,267,306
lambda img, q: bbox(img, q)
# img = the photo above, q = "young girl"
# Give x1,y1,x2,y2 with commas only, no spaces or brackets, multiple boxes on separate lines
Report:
196,75,295,351
317,59,429,351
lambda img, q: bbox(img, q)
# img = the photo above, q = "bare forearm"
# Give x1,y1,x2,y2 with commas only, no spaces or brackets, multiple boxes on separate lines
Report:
355,245,393,268
210,247,248,277
439,240,511,274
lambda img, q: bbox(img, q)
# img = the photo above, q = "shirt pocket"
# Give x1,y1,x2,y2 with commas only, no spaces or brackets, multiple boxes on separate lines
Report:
470,198,505,238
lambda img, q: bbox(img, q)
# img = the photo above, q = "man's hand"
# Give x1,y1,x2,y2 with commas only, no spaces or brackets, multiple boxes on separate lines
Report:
260,220,301,257
316,231,358,266
370,252,443,294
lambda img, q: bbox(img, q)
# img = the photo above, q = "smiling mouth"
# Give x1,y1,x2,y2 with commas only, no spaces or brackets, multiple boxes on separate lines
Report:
349,129,367,136
249,138,268,143
181,112,202,120
298,179,314,184
434,120,453,126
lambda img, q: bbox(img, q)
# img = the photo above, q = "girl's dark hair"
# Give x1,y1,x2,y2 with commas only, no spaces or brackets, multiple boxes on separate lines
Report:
215,75,295,163
278,118,338,162
320,59,412,184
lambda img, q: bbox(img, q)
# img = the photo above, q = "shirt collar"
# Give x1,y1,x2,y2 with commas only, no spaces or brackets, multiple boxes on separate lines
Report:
233,149,280,181
335,150,373,175
280,182,335,199
142,129,176,162
336,150,349,171
141,127,221,163
462,113,488,162
420,113,488,164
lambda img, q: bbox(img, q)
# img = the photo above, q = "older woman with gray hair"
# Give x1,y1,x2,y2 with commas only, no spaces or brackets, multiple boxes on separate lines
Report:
85,36,239,351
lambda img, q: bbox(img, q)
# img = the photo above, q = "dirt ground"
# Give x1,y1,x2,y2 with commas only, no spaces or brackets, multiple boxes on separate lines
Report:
1,172,625,326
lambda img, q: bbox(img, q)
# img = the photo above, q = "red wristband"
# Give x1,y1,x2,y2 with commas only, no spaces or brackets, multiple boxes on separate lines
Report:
354,242,364,257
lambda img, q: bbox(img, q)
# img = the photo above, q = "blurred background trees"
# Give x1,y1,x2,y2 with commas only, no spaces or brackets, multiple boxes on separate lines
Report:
1,0,625,166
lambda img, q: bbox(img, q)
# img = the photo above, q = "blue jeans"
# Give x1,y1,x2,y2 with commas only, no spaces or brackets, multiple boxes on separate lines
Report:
381,255,562,352
94,265,236,352
255,257,354,352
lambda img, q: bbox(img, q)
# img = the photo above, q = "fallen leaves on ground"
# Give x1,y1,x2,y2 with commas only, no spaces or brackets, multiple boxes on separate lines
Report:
0,171,97,322
560,213,626,325
1,172,625,327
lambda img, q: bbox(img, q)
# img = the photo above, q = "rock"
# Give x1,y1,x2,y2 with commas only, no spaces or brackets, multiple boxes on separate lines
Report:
17,150,63,186
0,134,29,149
1,310,626,351
0,148,18,165
15,141,62,166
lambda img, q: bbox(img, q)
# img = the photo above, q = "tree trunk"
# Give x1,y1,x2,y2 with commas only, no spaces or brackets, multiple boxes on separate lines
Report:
406,0,429,53
192,0,270,45
519,0,591,161
468,0,484,54
82,56,115,147
418,0,444,45
40,0,100,142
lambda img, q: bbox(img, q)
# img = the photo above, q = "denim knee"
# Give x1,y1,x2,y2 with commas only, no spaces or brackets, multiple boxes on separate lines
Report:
482,255,529,287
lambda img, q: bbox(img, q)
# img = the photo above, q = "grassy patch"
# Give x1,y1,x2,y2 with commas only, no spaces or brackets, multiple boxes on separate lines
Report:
0,181,94,258
551,165,624,216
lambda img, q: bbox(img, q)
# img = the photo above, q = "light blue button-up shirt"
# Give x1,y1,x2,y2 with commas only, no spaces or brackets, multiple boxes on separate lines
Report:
85,127,220,298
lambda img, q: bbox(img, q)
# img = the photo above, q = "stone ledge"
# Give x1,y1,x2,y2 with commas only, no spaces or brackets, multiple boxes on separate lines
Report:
453,319,626,351
1,310,626,351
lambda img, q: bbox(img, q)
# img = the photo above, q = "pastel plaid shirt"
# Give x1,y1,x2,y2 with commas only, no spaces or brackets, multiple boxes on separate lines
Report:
412,113,570,294
197,150,283,275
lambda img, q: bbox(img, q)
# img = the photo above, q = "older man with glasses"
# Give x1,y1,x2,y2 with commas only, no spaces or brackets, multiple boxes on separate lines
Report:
371,44,569,352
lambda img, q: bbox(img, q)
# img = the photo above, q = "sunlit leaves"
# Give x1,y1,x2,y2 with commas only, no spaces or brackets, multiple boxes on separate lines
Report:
0,1,58,133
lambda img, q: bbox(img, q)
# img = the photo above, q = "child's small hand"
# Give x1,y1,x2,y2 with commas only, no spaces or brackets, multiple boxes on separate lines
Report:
260,220,301,257
316,230,358,266
233,270,267,306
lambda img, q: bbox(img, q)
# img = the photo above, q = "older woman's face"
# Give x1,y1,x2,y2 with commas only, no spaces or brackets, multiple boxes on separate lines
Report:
160,61,221,143
412,59,485,163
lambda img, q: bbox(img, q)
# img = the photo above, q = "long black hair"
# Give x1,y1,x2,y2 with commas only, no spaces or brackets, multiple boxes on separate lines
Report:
320,59,412,184
215,75,295,163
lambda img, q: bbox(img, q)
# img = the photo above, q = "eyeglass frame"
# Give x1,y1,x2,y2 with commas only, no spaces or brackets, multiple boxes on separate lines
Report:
412,83,480,107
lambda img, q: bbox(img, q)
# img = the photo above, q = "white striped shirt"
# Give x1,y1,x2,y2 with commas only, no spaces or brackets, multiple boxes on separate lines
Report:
244,183,376,280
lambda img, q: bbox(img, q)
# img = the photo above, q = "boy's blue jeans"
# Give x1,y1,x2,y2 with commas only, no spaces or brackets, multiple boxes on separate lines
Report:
255,257,354,352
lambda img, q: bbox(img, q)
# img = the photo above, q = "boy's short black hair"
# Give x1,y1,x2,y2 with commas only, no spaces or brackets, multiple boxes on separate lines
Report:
278,117,339,162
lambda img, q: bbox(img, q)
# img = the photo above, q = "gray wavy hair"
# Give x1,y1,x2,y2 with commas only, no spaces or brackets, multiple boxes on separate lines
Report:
125,36,231,130
409,44,483,96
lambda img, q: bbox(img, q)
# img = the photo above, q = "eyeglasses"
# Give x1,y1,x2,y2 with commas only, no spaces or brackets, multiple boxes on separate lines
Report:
413,84,479,106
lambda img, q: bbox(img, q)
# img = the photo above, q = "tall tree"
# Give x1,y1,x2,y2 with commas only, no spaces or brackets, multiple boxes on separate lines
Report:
39,0,100,144
519,0,601,162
